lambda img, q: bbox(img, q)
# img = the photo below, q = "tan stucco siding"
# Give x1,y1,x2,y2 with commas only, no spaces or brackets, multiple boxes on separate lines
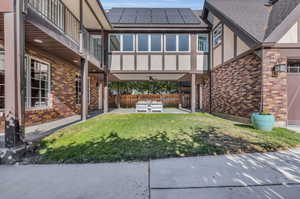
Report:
197,54,208,71
150,55,163,70
213,45,222,67
278,22,298,43
178,55,191,70
122,55,135,70
223,25,234,62
237,37,250,55
109,55,121,70
136,55,148,70
164,55,177,70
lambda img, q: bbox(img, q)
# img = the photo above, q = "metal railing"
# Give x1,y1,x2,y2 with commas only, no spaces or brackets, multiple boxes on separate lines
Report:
27,0,80,43
26,0,102,63
82,29,102,62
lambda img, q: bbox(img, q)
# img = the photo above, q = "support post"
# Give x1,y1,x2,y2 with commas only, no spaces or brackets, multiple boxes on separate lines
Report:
103,74,108,113
98,82,103,110
191,74,196,113
199,84,203,110
81,58,88,121
4,0,25,148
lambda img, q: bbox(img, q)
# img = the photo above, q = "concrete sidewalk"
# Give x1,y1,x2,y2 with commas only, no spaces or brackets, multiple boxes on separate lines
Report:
1,149,300,199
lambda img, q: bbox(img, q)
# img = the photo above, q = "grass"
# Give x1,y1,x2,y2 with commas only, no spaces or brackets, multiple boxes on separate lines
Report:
37,113,300,163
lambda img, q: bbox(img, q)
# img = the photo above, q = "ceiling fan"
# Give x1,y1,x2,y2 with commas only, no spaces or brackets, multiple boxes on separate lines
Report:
146,75,159,82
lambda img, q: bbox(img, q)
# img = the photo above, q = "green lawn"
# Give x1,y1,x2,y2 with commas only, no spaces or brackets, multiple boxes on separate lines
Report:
38,113,300,163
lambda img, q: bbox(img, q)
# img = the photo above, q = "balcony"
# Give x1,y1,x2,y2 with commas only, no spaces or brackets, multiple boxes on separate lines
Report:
25,0,103,63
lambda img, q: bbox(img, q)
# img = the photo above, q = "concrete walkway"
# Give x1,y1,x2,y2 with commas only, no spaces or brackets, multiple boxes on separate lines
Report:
1,149,300,199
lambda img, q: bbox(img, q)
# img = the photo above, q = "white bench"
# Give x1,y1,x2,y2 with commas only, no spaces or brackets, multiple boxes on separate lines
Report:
150,101,163,112
136,101,150,112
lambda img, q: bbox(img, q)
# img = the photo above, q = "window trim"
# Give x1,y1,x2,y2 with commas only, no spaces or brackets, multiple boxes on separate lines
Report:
122,34,135,52
25,55,52,110
109,34,122,52
150,34,163,52
136,34,150,52
197,34,209,53
164,34,191,52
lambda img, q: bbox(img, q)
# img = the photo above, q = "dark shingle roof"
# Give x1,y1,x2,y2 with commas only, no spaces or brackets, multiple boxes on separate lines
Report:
107,8,204,25
205,0,300,42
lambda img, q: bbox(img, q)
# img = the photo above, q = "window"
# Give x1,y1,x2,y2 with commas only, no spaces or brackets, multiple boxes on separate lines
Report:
178,34,190,52
150,34,162,52
123,34,134,52
213,24,223,47
288,62,300,73
0,49,4,109
75,75,91,105
198,34,209,52
165,34,177,52
25,56,51,109
109,34,121,51
90,35,102,61
137,34,149,52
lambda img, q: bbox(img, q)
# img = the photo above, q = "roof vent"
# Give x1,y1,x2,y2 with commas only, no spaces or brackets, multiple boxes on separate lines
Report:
265,0,278,6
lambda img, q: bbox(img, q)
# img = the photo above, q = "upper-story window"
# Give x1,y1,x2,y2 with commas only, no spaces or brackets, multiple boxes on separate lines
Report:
123,34,134,52
137,34,149,52
25,56,51,109
165,34,190,52
178,34,190,52
165,34,177,52
109,34,121,51
150,34,162,52
213,24,223,47
198,34,209,52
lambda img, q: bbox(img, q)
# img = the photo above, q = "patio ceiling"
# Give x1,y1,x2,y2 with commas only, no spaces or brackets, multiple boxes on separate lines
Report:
111,73,186,81
61,0,111,30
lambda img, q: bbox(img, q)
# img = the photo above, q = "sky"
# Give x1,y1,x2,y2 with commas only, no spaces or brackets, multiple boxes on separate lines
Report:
101,0,205,9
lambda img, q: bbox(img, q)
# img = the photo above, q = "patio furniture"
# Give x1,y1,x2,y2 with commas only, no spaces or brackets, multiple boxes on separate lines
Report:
136,101,150,112
150,101,164,112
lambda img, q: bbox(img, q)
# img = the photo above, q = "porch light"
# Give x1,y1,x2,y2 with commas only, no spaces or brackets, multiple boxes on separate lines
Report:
33,39,43,44
274,64,287,73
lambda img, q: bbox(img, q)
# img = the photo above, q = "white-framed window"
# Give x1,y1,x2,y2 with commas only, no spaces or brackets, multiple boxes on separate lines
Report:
122,34,134,52
25,55,51,110
137,34,149,52
109,34,135,52
197,34,209,52
165,34,190,52
150,34,162,52
213,24,223,47
75,74,91,105
178,34,190,52
0,48,4,110
109,34,121,52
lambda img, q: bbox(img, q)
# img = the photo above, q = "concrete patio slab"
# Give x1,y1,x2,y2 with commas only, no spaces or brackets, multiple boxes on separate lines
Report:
150,154,291,189
0,162,149,199
109,108,190,114
151,185,300,199
287,125,300,133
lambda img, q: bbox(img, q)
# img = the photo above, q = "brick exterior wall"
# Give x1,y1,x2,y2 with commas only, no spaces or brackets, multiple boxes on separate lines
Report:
0,48,100,131
262,48,288,122
203,53,262,118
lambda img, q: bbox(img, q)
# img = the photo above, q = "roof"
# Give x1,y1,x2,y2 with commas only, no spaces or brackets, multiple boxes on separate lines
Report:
107,8,207,26
204,0,300,43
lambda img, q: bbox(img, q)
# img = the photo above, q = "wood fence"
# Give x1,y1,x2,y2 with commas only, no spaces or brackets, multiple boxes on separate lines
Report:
109,94,190,108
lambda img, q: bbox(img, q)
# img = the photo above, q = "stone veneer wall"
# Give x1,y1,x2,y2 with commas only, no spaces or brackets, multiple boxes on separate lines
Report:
262,48,288,123
0,47,100,131
203,53,262,118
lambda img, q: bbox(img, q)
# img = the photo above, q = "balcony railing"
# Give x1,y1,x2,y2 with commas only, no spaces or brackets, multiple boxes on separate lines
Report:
25,0,102,63
27,0,80,43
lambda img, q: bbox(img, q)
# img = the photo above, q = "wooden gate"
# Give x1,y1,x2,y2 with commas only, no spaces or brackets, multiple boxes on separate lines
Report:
287,63,300,125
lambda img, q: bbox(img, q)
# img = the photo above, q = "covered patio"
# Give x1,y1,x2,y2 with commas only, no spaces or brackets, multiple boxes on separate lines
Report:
107,72,207,113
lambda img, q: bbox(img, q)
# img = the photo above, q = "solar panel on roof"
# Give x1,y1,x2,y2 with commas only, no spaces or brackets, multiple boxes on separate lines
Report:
108,8,202,25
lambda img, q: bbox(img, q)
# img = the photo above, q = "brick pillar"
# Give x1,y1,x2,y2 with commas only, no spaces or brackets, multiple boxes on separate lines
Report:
98,82,103,110
262,48,288,126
